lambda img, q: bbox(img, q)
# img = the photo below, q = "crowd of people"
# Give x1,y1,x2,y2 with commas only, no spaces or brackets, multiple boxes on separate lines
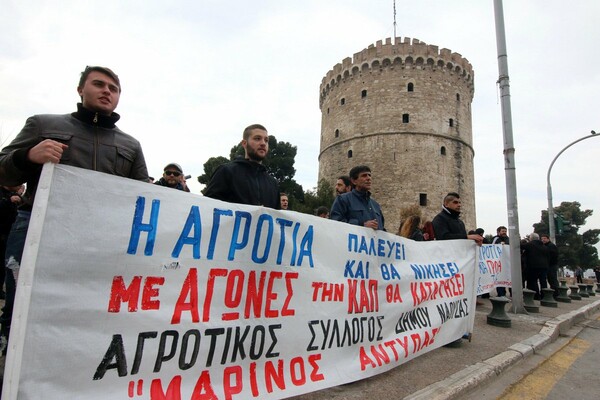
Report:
0,65,596,387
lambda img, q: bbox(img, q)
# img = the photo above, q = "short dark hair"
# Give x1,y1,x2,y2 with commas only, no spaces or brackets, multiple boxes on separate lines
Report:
243,124,268,140
497,226,507,233
337,175,351,187
443,192,460,204
349,165,371,180
540,233,550,239
315,206,329,216
79,66,121,92
475,228,484,236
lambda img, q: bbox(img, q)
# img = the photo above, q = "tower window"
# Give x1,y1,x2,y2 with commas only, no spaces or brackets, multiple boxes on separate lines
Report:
335,129,340,138
456,93,460,101
407,83,414,92
347,150,353,158
402,114,410,123
340,98,346,105
441,146,446,155
327,108,330,114
361,89,367,98
419,193,427,206
449,118,454,127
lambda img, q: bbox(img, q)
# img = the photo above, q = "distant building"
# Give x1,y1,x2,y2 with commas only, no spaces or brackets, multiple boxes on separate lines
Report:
318,37,476,229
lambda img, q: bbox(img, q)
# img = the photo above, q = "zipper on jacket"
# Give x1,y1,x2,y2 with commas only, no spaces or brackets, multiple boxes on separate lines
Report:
93,113,98,170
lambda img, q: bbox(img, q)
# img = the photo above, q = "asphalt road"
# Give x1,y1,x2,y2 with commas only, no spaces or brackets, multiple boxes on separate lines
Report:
463,313,600,400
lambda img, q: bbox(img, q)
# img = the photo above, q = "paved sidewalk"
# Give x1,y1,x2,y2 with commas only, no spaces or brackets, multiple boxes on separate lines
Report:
291,293,600,400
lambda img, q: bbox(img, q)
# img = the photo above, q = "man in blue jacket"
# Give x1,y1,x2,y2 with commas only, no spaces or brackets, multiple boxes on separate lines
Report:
330,165,384,231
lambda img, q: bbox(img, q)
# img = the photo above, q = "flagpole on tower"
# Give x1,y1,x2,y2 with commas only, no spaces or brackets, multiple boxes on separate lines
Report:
393,0,397,38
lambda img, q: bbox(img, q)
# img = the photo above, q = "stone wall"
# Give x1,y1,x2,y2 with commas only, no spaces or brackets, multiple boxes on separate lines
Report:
318,37,477,231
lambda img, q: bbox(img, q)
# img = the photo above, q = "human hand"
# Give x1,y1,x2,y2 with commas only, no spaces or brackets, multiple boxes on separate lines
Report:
27,139,68,164
10,195,22,204
467,234,483,246
364,219,378,230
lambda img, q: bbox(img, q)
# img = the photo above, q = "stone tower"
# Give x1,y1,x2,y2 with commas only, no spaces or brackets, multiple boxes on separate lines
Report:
318,37,476,231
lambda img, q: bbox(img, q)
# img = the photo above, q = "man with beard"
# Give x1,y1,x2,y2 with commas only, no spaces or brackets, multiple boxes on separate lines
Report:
204,124,280,209
155,163,190,192
334,175,352,196
431,192,482,348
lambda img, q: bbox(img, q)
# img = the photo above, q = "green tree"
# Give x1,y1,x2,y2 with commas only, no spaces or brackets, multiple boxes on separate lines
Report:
293,179,335,215
533,201,600,270
197,156,229,185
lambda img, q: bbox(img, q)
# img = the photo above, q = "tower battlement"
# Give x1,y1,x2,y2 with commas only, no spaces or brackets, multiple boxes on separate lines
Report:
320,37,474,106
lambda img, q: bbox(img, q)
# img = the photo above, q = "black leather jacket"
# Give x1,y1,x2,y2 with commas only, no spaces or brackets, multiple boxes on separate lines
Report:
0,104,148,208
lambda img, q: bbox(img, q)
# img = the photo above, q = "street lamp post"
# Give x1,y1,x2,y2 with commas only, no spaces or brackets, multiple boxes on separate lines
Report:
547,131,599,243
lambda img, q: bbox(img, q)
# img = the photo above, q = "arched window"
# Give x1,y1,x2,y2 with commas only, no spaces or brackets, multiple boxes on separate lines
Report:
335,129,340,138
361,89,367,98
456,93,460,101
402,114,410,123
407,82,414,92
441,146,446,155
340,98,346,105
449,118,454,127
347,150,353,158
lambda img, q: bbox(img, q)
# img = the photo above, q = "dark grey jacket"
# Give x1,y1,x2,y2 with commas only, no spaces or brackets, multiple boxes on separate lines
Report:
0,104,148,208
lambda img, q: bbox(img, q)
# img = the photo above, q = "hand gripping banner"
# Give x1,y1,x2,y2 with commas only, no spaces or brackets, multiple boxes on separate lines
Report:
3,164,479,400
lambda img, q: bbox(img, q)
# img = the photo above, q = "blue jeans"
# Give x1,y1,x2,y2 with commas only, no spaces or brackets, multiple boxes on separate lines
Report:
1,210,31,338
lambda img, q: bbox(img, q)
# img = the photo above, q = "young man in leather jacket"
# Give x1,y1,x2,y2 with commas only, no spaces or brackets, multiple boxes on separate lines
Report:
0,66,149,346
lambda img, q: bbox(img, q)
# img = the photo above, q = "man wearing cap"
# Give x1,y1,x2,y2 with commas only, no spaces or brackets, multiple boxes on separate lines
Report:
155,163,190,192
0,65,148,347
204,124,280,209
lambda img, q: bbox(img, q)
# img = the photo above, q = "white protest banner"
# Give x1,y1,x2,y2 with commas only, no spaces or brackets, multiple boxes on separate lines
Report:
3,164,478,400
476,245,512,295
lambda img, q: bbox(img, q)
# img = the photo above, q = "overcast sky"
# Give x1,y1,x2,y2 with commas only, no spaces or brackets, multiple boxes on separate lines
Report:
1,0,599,242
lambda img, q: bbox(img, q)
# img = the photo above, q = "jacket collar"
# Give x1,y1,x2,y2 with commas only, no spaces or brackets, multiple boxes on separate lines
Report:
352,188,371,199
442,205,461,218
72,103,120,128
234,157,268,172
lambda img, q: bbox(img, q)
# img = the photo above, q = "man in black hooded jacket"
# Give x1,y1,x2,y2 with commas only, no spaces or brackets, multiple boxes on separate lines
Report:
204,124,280,209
